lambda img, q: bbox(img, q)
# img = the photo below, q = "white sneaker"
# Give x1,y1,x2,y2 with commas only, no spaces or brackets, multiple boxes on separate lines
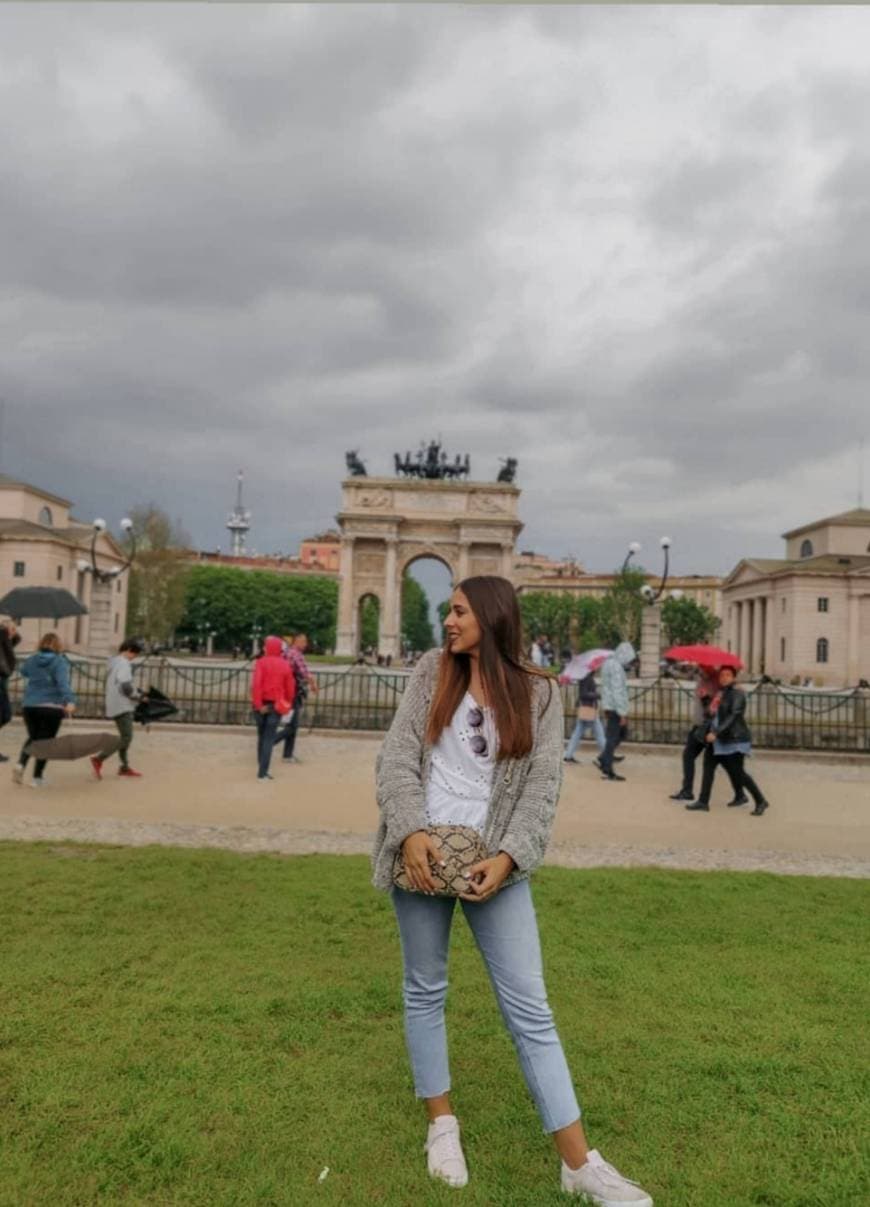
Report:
30,777,46,788
561,1150,652,1205
12,765,23,786
425,1115,468,1189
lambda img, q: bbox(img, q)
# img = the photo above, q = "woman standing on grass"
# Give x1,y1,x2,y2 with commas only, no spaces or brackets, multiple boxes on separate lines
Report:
373,576,652,1205
11,632,76,788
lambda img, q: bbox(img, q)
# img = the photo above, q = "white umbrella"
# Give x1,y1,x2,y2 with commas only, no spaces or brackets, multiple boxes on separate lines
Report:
560,649,612,682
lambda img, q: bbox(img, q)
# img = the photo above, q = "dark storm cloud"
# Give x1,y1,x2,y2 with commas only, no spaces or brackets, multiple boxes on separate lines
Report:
2,4,870,576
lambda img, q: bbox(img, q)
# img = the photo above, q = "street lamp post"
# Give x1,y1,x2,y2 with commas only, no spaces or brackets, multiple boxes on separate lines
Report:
75,517,138,655
620,541,642,575
76,517,137,585
622,536,673,678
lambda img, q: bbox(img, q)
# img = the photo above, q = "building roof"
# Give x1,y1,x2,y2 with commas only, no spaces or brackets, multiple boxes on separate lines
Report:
0,517,126,559
0,518,85,546
782,507,870,538
726,553,870,586
0,473,73,508
302,530,341,543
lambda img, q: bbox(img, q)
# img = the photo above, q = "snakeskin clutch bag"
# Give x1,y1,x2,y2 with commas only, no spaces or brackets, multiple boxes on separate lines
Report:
392,825,489,897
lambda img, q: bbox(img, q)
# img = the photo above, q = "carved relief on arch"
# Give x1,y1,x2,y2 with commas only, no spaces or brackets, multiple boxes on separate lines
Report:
470,556,501,576
355,552,386,576
356,491,393,509
468,493,507,515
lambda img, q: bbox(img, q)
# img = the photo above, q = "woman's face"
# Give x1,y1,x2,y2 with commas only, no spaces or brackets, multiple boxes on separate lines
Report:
718,667,735,688
444,589,483,657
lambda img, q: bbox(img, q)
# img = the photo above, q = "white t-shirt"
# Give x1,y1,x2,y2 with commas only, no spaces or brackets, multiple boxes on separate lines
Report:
425,692,497,834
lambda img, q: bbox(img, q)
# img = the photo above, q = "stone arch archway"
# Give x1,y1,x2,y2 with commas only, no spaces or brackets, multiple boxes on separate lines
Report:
356,589,381,656
335,476,523,657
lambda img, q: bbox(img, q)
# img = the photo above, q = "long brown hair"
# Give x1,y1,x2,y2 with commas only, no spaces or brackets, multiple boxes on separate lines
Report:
426,576,550,759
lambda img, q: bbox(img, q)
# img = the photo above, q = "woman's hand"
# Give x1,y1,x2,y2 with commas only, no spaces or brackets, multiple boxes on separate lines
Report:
460,852,515,903
401,831,446,894
705,732,716,743
64,703,76,716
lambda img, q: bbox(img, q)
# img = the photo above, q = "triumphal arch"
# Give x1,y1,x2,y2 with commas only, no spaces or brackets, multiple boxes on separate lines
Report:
335,443,523,657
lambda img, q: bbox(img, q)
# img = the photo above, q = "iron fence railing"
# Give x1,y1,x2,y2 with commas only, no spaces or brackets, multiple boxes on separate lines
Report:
6,657,870,753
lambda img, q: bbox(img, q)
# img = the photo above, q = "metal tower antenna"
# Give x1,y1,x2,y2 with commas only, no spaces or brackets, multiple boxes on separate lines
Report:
226,469,252,556
859,438,865,509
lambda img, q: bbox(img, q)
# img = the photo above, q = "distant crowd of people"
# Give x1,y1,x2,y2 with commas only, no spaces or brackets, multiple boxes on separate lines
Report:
553,635,769,814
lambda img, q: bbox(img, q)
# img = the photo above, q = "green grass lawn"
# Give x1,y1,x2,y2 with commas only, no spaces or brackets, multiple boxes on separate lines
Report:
0,846,867,1206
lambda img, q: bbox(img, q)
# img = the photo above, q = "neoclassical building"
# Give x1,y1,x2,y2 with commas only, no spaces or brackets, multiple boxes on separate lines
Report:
722,508,870,685
0,474,129,654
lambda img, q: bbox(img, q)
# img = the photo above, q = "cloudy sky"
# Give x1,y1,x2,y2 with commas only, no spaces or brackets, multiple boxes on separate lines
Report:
2,3,869,593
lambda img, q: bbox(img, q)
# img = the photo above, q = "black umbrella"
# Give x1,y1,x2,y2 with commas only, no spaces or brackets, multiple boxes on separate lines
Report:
134,686,178,725
0,587,88,621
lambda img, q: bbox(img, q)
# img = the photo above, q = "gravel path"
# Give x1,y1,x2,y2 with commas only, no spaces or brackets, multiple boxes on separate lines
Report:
1,813,867,879
2,726,867,879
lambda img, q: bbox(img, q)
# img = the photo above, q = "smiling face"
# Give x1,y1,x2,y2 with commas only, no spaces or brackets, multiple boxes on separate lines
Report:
443,588,483,657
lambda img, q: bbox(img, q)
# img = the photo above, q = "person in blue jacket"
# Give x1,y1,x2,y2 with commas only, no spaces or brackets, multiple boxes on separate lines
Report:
11,632,76,788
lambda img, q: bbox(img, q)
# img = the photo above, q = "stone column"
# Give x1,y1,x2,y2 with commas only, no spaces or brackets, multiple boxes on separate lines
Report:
335,536,357,656
739,600,751,669
764,596,775,674
639,602,663,679
501,541,514,580
85,578,114,657
752,597,765,675
457,540,471,584
846,592,861,684
380,537,400,659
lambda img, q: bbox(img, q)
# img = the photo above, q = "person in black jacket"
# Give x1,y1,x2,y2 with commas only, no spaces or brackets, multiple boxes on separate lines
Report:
669,665,719,801
686,667,769,815
0,617,21,762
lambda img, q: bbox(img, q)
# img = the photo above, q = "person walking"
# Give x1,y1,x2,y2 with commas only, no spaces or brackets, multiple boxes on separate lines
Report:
280,633,318,763
669,666,720,802
596,642,636,782
90,639,147,780
11,633,76,787
0,616,22,762
374,575,653,1204
686,666,769,815
563,671,606,764
251,635,295,781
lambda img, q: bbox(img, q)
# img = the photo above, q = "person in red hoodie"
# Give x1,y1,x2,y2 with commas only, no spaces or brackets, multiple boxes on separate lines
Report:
251,636,296,780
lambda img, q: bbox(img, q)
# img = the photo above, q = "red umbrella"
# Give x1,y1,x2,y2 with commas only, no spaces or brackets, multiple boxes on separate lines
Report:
663,644,743,671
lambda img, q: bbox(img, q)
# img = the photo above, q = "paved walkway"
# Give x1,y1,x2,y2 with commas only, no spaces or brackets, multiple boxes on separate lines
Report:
1,724,868,878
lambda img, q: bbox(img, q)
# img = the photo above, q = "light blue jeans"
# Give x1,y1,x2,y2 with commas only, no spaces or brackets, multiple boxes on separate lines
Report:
564,716,606,761
391,880,581,1133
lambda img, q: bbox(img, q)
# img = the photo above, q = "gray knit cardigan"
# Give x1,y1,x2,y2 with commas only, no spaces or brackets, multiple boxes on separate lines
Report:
372,649,564,891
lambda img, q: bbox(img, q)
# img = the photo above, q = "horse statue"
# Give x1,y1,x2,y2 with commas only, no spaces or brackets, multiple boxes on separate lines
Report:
345,450,367,477
497,457,518,483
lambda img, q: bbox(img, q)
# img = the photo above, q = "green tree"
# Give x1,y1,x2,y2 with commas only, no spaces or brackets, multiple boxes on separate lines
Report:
574,596,606,651
662,596,721,646
124,505,191,646
518,592,577,655
402,575,434,651
597,568,647,649
177,566,338,652
359,596,380,650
